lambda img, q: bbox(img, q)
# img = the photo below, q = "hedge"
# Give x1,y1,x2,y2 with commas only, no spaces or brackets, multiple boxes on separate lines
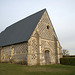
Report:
60,57,75,66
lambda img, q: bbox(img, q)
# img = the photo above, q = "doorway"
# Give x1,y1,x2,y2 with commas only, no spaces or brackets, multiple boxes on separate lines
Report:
45,50,50,64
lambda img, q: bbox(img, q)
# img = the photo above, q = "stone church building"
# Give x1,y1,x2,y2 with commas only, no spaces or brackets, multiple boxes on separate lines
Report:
0,9,62,65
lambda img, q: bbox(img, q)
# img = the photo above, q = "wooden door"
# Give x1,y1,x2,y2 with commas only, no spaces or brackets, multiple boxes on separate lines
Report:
45,50,50,64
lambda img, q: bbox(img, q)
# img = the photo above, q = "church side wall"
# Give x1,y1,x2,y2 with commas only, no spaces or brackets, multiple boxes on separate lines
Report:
0,42,28,63
57,41,63,63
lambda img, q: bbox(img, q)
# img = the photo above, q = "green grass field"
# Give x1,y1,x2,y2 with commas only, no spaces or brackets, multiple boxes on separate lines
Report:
0,63,75,75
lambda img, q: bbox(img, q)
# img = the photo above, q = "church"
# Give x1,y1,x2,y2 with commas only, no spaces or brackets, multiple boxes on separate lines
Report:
0,9,62,65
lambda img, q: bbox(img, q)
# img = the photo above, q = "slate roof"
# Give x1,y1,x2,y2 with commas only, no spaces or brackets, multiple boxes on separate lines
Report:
0,9,46,47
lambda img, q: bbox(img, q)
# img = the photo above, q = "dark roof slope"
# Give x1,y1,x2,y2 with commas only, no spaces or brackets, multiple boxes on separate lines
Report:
0,9,46,47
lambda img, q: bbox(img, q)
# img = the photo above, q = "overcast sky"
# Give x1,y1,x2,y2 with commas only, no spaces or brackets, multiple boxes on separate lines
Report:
0,0,75,55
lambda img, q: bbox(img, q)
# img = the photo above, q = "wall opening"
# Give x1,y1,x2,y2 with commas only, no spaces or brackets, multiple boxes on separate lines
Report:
45,50,50,64
47,25,49,29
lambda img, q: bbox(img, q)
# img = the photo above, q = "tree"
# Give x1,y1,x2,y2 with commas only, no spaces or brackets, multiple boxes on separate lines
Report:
63,49,70,56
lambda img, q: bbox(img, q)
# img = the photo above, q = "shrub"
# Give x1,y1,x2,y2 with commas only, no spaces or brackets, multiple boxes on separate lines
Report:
14,60,27,65
60,57,75,66
10,58,15,63
19,60,27,65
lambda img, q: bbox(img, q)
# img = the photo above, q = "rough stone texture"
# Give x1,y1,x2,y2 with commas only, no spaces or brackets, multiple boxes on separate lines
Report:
28,11,62,65
0,42,28,63
0,10,62,65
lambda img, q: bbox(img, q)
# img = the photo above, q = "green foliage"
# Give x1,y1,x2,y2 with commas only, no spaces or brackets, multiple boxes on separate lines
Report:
15,60,27,65
60,57,75,66
10,58,15,63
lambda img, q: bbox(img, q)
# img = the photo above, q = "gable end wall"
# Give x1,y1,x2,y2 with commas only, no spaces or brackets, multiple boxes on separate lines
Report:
28,11,62,65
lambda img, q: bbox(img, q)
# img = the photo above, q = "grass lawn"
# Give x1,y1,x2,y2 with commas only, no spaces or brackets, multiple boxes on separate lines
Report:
0,63,75,75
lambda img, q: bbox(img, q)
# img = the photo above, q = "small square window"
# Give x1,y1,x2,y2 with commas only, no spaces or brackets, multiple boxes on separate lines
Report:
47,25,49,29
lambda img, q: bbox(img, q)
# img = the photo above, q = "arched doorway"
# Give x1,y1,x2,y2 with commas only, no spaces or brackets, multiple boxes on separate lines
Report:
45,50,50,64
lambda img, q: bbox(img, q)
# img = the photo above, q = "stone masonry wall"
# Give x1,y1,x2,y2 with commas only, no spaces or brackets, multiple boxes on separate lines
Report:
28,11,62,65
0,10,62,65
28,31,39,65
1,42,28,63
